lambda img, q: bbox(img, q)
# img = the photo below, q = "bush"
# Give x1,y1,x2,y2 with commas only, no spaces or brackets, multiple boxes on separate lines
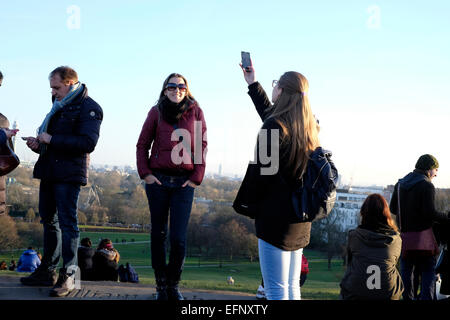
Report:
0,215,20,250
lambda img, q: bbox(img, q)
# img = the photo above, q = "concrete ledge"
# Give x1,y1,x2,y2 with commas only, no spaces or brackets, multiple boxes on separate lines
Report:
0,275,255,300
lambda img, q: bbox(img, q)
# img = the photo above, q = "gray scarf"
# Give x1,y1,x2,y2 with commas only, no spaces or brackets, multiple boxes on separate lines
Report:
37,82,83,154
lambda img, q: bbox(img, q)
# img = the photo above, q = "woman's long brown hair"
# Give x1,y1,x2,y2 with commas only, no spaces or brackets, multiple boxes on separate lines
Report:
268,71,320,178
360,193,399,232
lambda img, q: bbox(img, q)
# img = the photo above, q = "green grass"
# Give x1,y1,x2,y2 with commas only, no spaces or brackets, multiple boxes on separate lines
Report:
0,230,345,300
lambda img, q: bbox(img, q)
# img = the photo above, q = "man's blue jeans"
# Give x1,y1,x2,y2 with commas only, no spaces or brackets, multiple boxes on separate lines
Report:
39,181,81,271
145,173,194,282
401,255,437,300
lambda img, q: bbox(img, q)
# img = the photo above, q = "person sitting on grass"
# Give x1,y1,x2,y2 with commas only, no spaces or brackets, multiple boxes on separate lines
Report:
77,237,95,280
9,260,16,271
340,194,404,300
17,247,41,273
92,239,120,281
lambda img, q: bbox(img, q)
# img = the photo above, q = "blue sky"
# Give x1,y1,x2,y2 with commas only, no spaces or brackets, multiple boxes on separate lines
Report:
1,1,450,187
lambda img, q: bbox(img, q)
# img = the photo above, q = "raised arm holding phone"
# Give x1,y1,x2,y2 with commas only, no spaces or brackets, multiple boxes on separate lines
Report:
234,54,321,300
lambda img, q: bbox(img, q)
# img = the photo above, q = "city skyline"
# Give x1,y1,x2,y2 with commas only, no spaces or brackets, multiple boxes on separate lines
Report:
1,1,450,188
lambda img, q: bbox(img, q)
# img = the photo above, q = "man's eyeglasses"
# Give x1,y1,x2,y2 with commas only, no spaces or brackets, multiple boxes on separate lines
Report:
272,80,279,88
166,83,187,92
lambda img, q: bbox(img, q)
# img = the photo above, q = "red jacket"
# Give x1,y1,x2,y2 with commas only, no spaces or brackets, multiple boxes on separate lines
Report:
136,101,207,185
302,255,309,274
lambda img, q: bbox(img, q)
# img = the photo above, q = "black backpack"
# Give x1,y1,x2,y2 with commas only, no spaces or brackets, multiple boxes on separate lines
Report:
291,147,338,222
118,263,139,283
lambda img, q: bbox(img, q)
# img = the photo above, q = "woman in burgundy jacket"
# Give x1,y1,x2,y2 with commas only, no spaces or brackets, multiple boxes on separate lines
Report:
136,73,207,301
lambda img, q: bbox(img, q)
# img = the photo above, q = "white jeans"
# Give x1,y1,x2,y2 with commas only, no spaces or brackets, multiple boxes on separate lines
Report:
258,238,303,300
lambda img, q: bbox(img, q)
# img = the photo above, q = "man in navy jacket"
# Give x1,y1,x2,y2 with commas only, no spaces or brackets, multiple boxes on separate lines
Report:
21,66,103,297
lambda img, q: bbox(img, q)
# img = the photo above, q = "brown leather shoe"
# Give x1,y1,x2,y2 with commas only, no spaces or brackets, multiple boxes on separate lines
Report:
20,266,58,287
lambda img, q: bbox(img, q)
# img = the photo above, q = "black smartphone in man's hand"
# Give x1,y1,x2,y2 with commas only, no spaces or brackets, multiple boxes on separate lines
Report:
241,51,252,71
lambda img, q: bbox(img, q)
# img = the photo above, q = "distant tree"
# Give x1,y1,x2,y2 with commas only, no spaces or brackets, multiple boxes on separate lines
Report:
242,233,258,262
78,211,87,225
86,204,109,225
25,208,36,222
120,174,141,192
91,212,99,225
218,219,247,261
435,188,450,212
310,208,348,270
0,215,20,250
22,222,44,248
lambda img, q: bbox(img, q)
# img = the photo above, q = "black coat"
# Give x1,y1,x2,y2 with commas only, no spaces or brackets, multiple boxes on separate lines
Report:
92,250,119,281
235,82,311,251
389,170,449,232
77,246,95,280
0,128,9,214
33,85,103,186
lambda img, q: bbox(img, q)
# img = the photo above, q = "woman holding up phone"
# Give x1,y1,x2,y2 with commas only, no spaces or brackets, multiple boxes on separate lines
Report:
235,60,320,300
136,73,207,301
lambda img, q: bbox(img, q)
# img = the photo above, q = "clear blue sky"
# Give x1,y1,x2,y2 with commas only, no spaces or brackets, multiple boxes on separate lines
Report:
1,1,450,187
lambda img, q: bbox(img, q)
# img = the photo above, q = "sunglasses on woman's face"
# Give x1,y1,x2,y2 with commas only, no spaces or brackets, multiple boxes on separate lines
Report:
166,83,187,92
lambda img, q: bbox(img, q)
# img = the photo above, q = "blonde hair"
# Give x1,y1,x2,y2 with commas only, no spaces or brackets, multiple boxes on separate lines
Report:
268,71,320,178
97,238,120,263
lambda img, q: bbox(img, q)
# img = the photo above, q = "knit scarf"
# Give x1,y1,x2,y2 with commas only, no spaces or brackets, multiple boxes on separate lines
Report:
37,82,83,154
159,96,189,125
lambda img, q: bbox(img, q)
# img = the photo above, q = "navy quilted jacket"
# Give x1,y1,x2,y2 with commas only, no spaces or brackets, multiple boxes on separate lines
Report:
33,85,103,186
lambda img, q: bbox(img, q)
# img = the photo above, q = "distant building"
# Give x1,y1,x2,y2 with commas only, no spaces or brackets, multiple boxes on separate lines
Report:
384,185,395,204
195,197,213,205
327,185,394,232
331,188,368,231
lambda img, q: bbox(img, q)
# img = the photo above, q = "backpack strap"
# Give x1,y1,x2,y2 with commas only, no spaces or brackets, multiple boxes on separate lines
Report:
397,182,402,231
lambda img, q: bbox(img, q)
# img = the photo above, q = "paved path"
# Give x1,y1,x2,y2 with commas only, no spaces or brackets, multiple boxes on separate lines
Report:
0,275,256,300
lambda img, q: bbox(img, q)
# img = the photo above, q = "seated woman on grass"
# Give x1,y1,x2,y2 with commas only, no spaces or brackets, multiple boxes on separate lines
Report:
340,193,404,300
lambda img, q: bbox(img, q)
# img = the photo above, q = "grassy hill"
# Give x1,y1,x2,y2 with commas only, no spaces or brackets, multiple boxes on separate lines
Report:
0,230,345,300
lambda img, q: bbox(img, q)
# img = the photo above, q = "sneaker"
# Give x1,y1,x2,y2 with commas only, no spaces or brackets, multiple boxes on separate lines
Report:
256,285,266,300
49,269,76,297
20,265,58,287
